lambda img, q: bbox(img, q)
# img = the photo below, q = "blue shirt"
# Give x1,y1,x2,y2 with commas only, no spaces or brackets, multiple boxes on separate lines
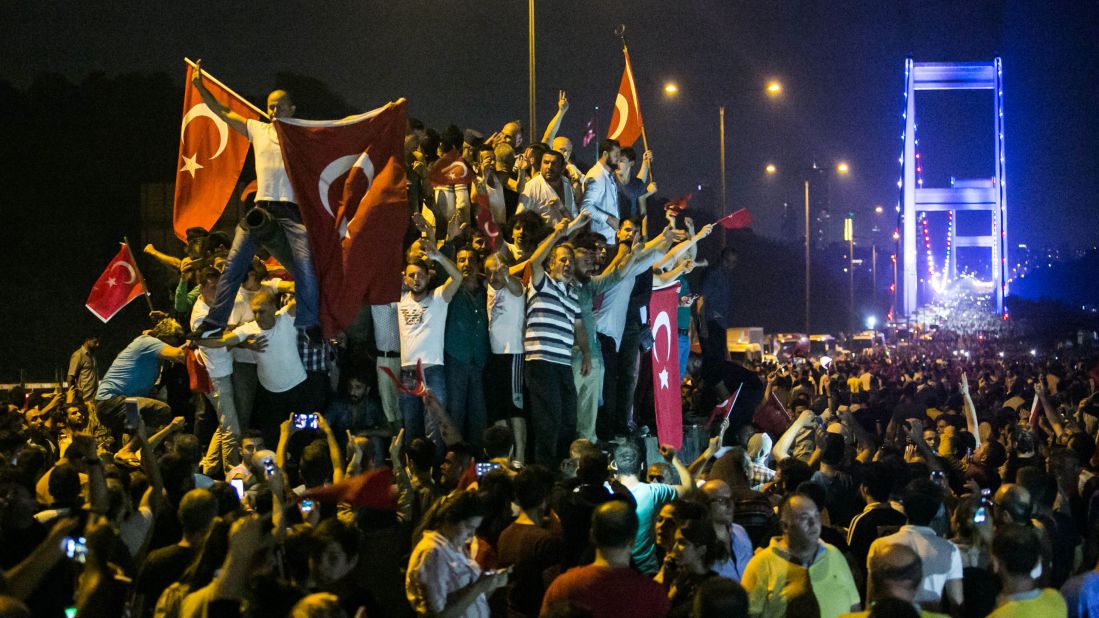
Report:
1062,570,1099,618
95,335,167,400
628,482,678,574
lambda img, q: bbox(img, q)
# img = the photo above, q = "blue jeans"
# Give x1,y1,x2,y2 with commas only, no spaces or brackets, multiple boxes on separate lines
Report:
203,201,320,329
398,364,447,447
678,333,691,384
445,355,487,449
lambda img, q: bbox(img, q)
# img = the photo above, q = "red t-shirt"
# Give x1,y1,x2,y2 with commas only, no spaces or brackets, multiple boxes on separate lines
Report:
541,565,671,618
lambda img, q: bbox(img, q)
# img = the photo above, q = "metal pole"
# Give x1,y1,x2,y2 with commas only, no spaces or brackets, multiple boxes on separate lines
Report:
528,0,536,140
804,180,810,335
872,244,877,303
719,105,727,247
849,233,855,330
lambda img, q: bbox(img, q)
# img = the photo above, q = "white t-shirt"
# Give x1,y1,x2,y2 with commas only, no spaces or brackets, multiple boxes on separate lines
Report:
486,283,526,354
191,296,245,378
232,279,281,364
232,306,306,393
397,288,449,368
247,119,296,203
517,174,576,225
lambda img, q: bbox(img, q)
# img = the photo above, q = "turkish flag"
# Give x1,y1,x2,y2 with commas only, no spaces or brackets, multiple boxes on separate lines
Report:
86,243,147,322
428,149,475,188
607,49,644,147
275,100,408,335
753,392,794,439
649,282,683,448
474,193,501,252
716,208,753,230
172,61,262,241
301,467,397,511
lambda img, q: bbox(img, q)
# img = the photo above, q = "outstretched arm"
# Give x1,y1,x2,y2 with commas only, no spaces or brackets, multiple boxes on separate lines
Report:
191,60,249,136
654,224,713,271
526,218,570,286
959,373,981,448
428,244,464,303
540,90,569,144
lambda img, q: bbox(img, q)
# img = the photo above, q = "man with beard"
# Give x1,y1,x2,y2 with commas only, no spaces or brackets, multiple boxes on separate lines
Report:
326,374,388,467
518,149,577,225
524,218,592,465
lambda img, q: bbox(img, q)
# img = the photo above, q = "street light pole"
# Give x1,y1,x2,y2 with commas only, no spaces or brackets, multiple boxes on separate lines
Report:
528,0,536,139
848,221,855,330
804,180,810,335
720,105,727,247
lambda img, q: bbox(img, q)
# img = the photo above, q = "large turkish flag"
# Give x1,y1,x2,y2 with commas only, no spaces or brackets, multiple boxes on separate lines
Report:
274,100,408,335
649,282,682,448
172,61,261,240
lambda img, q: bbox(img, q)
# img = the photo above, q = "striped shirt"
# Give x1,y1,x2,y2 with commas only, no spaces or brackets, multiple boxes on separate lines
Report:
524,274,580,366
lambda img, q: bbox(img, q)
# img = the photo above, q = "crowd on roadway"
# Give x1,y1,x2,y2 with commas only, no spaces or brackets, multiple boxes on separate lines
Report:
2,82,1099,618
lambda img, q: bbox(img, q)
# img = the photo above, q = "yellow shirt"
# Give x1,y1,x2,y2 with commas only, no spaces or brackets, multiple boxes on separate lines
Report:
988,588,1067,618
742,538,861,618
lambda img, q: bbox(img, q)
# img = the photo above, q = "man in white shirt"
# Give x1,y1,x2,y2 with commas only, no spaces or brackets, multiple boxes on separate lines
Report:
190,61,321,339
397,239,463,446
198,289,306,446
578,140,623,244
867,478,964,612
518,150,576,226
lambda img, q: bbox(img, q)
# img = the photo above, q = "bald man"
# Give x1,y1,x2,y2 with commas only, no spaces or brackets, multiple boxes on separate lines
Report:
839,544,949,617
191,61,321,339
701,480,754,581
742,493,861,618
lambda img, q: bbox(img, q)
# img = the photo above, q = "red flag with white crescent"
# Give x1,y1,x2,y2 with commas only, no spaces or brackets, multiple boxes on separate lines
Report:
649,282,682,448
427,149,475,188
86,243,147,322
172,61,262,240
607,49,644,147
274,100,408,335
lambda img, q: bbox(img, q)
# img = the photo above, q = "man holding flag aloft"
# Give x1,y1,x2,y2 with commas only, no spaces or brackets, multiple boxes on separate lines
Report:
189,60,322,339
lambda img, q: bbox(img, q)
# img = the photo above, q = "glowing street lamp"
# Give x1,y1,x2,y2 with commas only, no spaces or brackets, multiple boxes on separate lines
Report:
874,205,884,214
837,162,850,174
765,163,777,174
664,82,679,96
766,81,782,96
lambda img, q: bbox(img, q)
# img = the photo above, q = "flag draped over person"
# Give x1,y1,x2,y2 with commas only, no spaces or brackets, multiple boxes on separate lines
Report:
86,243,147,322
172,61,263,241
607,48,644,148
274,99,409,334
649,282,682,448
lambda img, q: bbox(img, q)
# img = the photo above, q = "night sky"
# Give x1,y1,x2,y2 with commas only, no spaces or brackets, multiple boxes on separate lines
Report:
3,1,1097,249
4,1,1096,250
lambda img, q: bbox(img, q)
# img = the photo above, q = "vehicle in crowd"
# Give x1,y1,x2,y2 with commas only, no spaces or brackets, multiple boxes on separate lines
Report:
726,327,765,363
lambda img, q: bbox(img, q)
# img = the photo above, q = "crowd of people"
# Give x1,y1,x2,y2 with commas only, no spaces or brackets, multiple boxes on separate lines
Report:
2,80,1099,618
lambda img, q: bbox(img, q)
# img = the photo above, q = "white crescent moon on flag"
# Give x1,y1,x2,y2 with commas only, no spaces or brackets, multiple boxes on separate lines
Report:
442,160,469,180
111,261,137,284
317,152,376,218
180,103,230,160
609,93,629,140
652,310,672,363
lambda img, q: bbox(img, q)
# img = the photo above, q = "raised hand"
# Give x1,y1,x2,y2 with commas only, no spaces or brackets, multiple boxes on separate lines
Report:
959,372,970,396
191,60,203,86
558,90,569,113
658,444,678,462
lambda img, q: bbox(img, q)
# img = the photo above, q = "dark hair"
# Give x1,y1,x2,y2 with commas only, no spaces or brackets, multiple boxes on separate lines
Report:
862,460,896,503
180,516,233,590
542,149,564,166
310,518,361,562
198,266,221,285
820,433,845,466
512,465,554,510
48,462,81,507
901,478,943,526
172,433,203,466
440,124,464,153
613,444,642,476
576,451,610,484
508,211,546,244
598,139,620,158
242,429,265,443
795,481,826,512
677,516,723,566
178,488,218,536
992,523,1042,576
405,259,431,274
436,490,485,526
619,147,637,162
409,117,425,132
693,577,748,618
591,500,638,548
300,439,333,488
778,458,813,493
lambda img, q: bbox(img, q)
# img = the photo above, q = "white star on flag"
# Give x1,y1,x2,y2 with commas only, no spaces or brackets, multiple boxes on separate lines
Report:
106,277,117,287
659,368,670,389
180,153,204,178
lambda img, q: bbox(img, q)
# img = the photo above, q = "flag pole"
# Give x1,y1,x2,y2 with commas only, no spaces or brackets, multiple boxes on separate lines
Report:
614,25,654,183
184,58,270,120
122,237,155,313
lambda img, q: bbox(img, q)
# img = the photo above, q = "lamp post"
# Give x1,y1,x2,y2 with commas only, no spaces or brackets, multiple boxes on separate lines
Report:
528,0,536,137
796,162,849,334
718,80,782,246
